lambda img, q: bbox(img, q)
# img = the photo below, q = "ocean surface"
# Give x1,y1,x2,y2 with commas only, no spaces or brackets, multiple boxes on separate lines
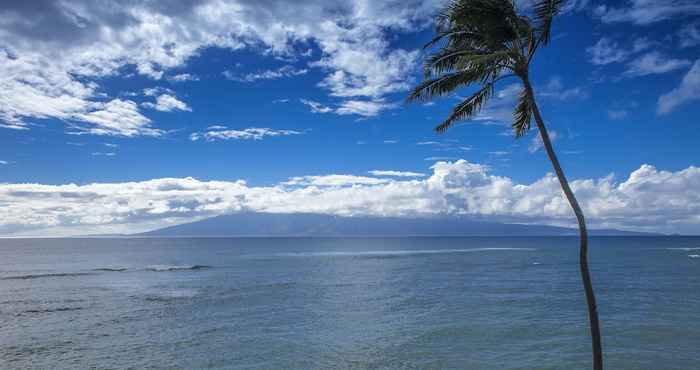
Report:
1,237,699,370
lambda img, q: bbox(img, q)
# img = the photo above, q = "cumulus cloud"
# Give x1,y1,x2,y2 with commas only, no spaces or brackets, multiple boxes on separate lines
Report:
2,160,698,236
0,0,440,133
658,60,700,114
142,94,192,112
190,126,304,141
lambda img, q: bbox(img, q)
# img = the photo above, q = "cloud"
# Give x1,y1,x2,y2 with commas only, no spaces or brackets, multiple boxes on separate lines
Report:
223,65,308,82
368,170,426,177
300,98,395,117
300,99,334,114
2,160,699,236
190,127,304,141
335,99,396,117
658,60,700,114
586,38,630,65
70,99,161,137
529,130,559,153
679,22,700,48
91,152,116,156
0,1,442,134
0,160,8,165
624,52,691,77
142,94,192,112
594,0,700,24
168,73,199,82
539,77,587,100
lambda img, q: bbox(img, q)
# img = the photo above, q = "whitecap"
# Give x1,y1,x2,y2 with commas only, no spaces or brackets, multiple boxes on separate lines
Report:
689,255,699,259
666,247,700,251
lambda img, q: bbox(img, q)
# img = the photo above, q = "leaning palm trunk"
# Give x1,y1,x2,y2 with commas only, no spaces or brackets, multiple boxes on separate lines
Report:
524,79,603,370
408,1,605,368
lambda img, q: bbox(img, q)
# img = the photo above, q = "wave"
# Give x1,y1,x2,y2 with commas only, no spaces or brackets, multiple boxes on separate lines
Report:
1,272,94,280
145,265,211,272
272,248,536,258
689,255,699,259
666,247,700,251
92,267,128,272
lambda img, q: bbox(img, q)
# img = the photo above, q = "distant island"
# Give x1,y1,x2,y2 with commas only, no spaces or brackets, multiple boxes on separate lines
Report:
135,212,658,237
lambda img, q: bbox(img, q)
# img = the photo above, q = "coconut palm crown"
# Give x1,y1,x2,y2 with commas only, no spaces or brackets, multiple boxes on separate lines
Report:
408,1,604,369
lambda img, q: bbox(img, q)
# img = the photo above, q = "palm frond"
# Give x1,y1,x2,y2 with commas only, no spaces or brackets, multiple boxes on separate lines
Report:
435,83,494,133
533,0,563,45
408,70,494,102
424,48,513,78
512,88,532,137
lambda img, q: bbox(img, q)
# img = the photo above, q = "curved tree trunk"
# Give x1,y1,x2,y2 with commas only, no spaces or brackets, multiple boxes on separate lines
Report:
523,79,603,370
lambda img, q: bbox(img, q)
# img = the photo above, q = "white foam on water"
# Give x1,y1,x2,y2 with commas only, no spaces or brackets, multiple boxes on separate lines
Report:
666,247,700,251
689,255,699,259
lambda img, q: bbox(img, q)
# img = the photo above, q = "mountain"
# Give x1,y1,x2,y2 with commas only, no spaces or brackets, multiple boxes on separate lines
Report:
137,212,657,237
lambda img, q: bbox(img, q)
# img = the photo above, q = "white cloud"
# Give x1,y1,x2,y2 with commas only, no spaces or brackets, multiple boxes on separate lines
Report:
335,99,395,117
70,99,161,137
2,160,699,236
0,160,8,165
595,1,700,24
300,99,333,113
679,23,700,48
190,127,304,141
586,38,630,65
168,73,199,82
624,52,691,77
301,98,395,117
142,94,192,112
0,1,442,134
91,152,116,156
540,77,587,100
658,60,700,114
368,170,426,177
284,174,392,187
223,65,308,82
529,130,559,153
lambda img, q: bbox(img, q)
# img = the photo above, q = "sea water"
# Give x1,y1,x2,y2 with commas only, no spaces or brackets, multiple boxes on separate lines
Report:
1,237,699,369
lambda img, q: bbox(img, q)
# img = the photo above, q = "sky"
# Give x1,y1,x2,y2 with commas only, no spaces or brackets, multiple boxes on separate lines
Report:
1,0,699,236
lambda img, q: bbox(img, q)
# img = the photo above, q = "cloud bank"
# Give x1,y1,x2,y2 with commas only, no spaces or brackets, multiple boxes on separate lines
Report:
1,160,698,236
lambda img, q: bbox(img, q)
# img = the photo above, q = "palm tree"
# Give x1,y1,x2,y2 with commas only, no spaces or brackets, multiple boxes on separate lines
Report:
407,0,602,369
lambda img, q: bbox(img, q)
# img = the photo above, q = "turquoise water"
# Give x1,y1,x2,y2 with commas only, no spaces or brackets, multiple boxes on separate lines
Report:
1,237,699,369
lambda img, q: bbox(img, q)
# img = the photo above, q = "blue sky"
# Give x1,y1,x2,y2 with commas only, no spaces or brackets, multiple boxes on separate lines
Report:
1,0,699,236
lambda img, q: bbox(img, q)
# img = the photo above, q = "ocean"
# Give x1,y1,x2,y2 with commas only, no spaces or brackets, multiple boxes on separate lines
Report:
1,237,699,369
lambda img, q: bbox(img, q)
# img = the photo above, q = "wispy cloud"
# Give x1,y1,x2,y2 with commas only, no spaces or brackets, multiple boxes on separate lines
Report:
142,94,192,112
190,127,304,141
624,52,691,77
223,65,308,82
368,170,425,177
658,60,700,114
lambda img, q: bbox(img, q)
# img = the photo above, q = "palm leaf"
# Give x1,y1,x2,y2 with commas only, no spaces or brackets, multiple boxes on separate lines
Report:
533,0,563,45
512,88,532,137
435,83,494,133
